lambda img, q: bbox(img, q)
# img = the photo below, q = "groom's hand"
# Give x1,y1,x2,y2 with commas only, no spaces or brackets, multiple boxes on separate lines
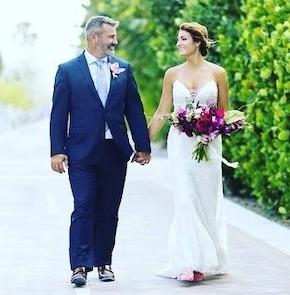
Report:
51,154,68,173
131,152,151,165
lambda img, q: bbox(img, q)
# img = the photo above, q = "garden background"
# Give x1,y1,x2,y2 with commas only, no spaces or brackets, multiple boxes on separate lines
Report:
1,0,289,220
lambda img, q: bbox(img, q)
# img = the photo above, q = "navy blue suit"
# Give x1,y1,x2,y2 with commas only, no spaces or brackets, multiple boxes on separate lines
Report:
50,52,151,270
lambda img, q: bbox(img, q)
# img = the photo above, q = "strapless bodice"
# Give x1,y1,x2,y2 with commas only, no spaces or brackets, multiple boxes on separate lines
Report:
172,80,218,109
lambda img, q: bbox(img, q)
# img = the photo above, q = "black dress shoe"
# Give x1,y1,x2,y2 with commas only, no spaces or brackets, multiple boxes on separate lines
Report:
98,265,115,282
71,267,87,286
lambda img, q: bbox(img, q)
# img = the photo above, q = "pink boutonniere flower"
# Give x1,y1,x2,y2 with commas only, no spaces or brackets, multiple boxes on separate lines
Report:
108,62,126,78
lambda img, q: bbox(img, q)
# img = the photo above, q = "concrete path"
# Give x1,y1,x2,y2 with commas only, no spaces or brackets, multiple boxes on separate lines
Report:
0,119,289,295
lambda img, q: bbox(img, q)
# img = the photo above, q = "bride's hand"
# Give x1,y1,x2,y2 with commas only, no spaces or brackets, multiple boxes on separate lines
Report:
131,152,151,165
153,113,170,121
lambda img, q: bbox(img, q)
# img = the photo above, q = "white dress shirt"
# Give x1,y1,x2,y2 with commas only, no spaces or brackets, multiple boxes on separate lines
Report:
84,50,113,139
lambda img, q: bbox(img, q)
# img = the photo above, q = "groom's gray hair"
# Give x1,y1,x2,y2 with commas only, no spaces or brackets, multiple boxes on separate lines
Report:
85,16,119,39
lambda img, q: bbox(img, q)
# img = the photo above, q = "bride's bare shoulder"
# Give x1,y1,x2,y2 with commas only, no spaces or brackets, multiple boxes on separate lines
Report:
164,65,180,82
207,61,227,76
164,64,183,81
206,62,228,84
165,65,181,75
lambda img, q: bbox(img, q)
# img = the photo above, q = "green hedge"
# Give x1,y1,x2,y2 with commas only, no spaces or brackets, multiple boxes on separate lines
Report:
219,0,290,217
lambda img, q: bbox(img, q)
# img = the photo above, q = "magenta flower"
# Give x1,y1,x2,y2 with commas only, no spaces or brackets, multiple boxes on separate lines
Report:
215,108,225,118
108,62,126,78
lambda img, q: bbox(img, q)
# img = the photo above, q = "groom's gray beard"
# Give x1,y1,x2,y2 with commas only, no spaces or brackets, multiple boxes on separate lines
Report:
108,46,115,53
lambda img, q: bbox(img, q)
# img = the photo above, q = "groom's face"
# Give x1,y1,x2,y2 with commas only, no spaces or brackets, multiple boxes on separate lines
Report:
95,24,118,55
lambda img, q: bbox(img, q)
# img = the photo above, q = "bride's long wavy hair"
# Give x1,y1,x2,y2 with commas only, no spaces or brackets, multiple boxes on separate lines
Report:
179,22,215,56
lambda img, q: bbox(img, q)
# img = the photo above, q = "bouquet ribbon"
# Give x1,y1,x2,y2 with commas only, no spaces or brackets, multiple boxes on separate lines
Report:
208,145,239,168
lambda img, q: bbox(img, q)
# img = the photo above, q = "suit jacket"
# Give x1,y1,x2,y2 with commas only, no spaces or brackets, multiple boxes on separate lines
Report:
50,52,151,164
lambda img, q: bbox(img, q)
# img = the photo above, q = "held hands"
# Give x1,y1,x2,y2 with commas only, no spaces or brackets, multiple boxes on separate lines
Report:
51,154,68,173
51,152,150,171
131,152,151,165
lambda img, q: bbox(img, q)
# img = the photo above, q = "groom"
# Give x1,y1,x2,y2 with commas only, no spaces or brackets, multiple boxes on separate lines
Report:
50,15,151,286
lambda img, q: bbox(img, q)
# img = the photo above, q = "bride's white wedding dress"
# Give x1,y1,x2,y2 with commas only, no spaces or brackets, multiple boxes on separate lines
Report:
158,79,228,278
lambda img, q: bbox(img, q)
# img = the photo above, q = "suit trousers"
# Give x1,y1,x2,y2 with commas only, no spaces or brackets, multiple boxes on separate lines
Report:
68,139,127,270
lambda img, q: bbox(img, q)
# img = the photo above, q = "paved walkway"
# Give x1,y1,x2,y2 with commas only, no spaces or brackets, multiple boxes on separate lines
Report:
0,119,289,295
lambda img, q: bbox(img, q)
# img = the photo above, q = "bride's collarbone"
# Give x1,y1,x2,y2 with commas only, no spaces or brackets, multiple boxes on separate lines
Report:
174,75,215,90
175,64,215,88
174,78,216,92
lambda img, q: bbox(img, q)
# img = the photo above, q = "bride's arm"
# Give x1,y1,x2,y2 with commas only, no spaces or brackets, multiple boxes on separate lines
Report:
148,68,174,140
216,67,230,111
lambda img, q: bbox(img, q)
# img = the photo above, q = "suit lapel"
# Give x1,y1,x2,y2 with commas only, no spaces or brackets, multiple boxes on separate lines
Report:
77,52,104,108
105,55,118,109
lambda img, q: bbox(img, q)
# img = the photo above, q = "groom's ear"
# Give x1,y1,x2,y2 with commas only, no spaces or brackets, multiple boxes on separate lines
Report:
87,32,95,42
88,31,100,40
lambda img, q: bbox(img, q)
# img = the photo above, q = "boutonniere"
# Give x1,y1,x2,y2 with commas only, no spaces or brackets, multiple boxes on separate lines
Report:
108,62,126,78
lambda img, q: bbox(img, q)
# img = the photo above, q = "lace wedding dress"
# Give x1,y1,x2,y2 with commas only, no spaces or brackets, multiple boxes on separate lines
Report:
157,80,228,278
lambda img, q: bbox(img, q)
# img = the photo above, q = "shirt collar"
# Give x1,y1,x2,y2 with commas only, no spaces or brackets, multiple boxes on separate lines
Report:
84,50,108,65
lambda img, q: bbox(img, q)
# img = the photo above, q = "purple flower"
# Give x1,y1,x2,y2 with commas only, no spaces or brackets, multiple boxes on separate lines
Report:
177,108,187,119
223,120,244,135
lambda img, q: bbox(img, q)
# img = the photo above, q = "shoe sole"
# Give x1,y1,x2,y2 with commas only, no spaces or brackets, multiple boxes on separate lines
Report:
177,278,194,282
177,278,204,283
71,277,86,286
99,276,115,282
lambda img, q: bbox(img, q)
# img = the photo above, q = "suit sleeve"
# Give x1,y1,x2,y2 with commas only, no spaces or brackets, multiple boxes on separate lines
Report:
125,64,151,153
50,65,70,156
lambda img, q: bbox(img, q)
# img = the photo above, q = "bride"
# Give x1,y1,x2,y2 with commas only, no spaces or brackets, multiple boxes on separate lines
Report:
149,22,229,282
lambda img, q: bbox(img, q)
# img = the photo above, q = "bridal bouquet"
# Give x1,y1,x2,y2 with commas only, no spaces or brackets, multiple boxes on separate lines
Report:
169,103,246,162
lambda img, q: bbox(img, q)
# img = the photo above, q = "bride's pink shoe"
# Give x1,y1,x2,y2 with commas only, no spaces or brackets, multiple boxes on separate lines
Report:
193,271,205,282
177,271,195,282
177,271,205,282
